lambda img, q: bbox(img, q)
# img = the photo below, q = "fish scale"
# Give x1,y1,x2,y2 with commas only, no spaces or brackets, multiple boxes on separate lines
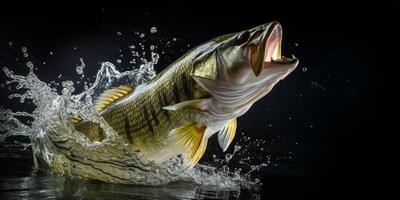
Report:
73,22,298,165
75,58,196,161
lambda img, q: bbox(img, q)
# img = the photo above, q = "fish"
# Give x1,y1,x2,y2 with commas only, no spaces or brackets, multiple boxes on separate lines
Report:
74,21,299,167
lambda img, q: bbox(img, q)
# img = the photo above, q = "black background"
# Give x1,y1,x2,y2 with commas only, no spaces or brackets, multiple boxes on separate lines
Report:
0,3,380,199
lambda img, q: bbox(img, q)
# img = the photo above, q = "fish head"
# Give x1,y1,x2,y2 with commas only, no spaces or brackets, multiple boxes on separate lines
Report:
215,21,298,85
192,22,299,118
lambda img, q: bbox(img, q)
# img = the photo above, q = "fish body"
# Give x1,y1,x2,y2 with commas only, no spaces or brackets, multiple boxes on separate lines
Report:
75,22,299,166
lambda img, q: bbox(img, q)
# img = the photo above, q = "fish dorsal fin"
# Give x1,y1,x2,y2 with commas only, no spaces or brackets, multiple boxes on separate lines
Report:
95,85,134,113
217,118,237,152
167,122,208,167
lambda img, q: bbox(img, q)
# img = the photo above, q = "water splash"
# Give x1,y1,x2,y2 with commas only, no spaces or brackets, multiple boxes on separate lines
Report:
76,58,85,76
0,32,268,191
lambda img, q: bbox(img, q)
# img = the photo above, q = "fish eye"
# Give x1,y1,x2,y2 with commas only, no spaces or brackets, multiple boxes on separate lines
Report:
237,31,250,43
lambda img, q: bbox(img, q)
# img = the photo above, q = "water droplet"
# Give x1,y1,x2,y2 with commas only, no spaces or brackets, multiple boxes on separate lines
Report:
116,59,122,63
76,58,85,75
225,154,232,161
234,145,241,151
23,53,29,58
302,67,307,72
150,45,155,51
62,81,75,95
76,67,83,75
26,61,34,69
150,27,157,33
21,47,27,52
151,53,159,63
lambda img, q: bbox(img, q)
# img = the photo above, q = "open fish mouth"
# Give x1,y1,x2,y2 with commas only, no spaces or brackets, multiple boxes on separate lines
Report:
250,22,298,76
263,22,298,65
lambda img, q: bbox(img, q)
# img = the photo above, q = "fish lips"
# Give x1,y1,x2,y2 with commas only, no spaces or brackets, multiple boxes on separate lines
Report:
249,22,298,76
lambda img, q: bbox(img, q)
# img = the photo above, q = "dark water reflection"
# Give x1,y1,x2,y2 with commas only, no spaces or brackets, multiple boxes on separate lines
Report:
0,152,259,200
0,143,261,200
0,176,251,199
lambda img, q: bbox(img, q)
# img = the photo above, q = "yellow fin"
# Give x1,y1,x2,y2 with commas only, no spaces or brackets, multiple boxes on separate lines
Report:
167,122,208,166
217,118,237,152
95,85,134,113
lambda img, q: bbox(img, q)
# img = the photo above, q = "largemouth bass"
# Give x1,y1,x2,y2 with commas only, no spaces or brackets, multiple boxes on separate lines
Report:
74,21,298,167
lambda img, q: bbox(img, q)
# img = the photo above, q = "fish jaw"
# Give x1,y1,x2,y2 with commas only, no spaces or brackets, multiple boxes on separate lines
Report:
192,22,298,119
250,22,299,77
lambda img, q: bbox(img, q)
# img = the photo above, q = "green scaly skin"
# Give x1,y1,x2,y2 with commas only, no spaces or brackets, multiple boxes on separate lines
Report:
75,53,207,161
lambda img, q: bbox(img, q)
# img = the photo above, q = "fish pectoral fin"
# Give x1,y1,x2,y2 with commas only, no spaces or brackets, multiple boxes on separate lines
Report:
217,118,237,152
167,122,208,167
95,85,134,113
163,98,210,111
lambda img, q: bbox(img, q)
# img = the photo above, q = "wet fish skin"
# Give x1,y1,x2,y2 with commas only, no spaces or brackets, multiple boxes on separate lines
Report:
75,21,299,166
76,57,200,161
106,60,196,159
